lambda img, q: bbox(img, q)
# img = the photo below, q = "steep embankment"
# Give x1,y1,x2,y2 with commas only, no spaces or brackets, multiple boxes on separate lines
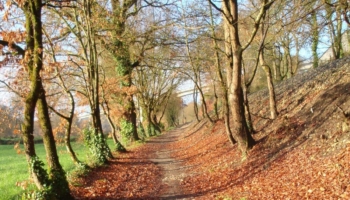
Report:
169,57,350,199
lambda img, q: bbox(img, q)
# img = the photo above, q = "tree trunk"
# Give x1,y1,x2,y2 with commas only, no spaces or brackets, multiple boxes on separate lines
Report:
311,10,319,68
221,0,236,145
130,97,139,140
37,95,72,199
90,104,113,159
197,83,214,123
110,0,139,142
46,30,83,167
120,94,139,141
101,92,126,152
335,9,343,59
63,92,82,166
107,115,126,152
229,49,256,154
213,82,219,120
193,87,200,122
326,2,343,60
272,46,282,81
259,51,278,119
283,44,293,79
146,110,157,136
180,1,212,124
223,0,258,155
242,67,254,133
223,90,236,145
21,68,43,189
65,117,82,165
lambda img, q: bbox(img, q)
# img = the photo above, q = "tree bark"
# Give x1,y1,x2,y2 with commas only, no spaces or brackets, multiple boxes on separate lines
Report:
217,1,236,145
193,87,200,122
37,95,72,199
242,66,254,133
229,48,256,154
261,61,278,119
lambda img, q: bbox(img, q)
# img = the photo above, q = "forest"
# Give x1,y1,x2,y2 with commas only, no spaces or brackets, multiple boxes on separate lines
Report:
0,0,349,199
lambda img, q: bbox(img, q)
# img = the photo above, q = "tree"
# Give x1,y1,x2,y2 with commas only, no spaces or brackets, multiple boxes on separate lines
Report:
52,0,113,163
0,0,73,198
100,68,126,151
325,0,344,59
179,0,214,124
210,0,274,156
135,63,180,136
105,0,141,142
207,0,236,144
257,0,278,120
311,9,320,68
44,31,87,167
164,94,182,127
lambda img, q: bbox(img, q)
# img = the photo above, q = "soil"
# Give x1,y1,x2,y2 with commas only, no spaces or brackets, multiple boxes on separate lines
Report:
148,124,191,199
71,57,350,199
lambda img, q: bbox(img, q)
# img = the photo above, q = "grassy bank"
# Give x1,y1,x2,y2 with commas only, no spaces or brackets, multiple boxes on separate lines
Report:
0,139,114,199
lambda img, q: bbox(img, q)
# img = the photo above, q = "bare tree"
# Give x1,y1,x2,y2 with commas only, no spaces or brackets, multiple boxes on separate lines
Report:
211,0,275,156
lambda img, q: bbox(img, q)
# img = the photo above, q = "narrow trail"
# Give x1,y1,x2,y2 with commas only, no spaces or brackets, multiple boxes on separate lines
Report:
148,124,191,199
70,124,192,200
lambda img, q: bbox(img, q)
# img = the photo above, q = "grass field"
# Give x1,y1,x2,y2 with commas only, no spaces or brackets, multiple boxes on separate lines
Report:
0,139,115,200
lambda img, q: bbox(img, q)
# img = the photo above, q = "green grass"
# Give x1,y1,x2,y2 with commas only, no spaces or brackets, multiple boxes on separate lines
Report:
0,139,115,200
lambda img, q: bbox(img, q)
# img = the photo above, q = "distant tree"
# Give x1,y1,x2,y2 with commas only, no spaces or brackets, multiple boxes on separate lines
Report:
179,0,214,124
135,63,180,136
324,0,345,59
0,105,21,138
165,94,182,128
311,8,320,68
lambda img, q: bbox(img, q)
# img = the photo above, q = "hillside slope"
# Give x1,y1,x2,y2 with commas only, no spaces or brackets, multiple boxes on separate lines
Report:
170,57,350,199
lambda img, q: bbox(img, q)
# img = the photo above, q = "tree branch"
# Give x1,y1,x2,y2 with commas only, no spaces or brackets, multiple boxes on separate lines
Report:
0,40,25,57
242,0,275,51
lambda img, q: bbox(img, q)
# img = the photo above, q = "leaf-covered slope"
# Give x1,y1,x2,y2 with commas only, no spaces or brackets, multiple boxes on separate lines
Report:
172,57,350,199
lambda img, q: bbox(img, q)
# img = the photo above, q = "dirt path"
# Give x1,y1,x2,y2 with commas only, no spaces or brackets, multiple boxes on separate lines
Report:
70,124,192,199
148,124,191,199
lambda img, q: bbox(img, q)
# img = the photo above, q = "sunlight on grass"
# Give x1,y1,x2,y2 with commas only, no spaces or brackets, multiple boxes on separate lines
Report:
0,139,115,199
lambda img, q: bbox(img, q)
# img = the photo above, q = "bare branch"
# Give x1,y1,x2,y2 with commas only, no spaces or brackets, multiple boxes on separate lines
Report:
0,40,25,57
